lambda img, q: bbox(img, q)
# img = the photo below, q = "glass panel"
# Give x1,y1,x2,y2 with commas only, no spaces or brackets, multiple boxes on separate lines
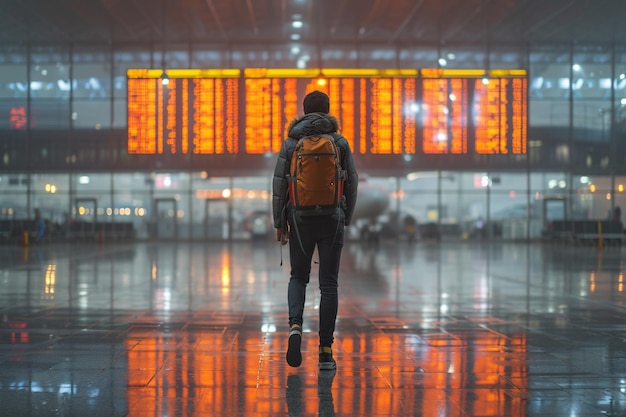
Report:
0,187,29,244
230,48,272,69
72,47,112,130
490,47,526,70
72,48,112,99
529,47,571,171
356,45,397,69
613,175,626,225
113,98,126,128
320,46,358,68
487,172,529,239
147,172,191,240
114,172,152,240
399,172,442,240
573,48,611,100
0,47,27,131
582,175,613,219
441,172,488,239
573,48,611,172
191,46,228,68
191,174,231,240
162,44,190,69
528,171,571,238
0,129,28,169
30,173,69,240
401,46,439,69
72,100,111,129
30,46,70,129
614,46,626,168
232,176,272,240
71,173,111,240
0,46,27,99
348,176,395,241
443,46,485,70
0,174,29,219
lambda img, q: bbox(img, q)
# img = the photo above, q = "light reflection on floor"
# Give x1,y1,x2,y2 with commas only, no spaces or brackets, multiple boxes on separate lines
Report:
1,240,626,416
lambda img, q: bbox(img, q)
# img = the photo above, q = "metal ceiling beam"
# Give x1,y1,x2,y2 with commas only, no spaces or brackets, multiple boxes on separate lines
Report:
245,0,259,36
18,0,72,40
203,0,228,40
358,0,386,36
98,0,141,39
388,0,426,43
487,0,531,44
329,0,352,37
441,0,493,42
128,0,162,37
538,1,606,43
280,0,287,27
0,4,31,33
521,0,577,39
70,0,114,40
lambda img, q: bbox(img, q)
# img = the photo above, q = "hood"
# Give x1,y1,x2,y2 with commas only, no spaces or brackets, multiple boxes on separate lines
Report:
287,112,340,140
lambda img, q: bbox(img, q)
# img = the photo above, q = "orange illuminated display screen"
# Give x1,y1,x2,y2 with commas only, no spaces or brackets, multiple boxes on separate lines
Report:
128,70,239,155
127,68,527,156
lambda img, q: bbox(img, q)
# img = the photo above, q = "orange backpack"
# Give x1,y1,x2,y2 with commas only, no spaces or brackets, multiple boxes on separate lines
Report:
288,134,345,215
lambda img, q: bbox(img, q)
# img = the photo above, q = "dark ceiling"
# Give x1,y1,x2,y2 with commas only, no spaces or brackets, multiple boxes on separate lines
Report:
1,0,625,47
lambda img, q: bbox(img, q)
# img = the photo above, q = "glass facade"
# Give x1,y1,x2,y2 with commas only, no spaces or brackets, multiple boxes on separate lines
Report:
1,41,626,241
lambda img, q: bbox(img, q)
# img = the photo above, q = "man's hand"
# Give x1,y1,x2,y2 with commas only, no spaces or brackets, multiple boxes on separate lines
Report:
276,227,289,245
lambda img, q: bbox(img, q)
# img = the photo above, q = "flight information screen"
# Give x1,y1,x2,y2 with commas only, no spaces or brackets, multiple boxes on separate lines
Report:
127,68,527,156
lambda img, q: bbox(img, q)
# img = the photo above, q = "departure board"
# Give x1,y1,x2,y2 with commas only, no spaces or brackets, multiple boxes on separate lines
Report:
128,69,239,155
127,68,527,156
473,77,528,154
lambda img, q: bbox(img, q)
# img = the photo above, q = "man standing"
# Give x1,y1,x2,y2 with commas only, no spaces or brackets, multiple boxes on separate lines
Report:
272,90,358,370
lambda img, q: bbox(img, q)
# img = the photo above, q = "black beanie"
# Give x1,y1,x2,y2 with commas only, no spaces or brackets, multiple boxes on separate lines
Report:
303,90,330,114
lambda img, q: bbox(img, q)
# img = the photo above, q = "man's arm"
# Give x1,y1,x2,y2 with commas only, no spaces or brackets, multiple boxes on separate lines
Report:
339,139,358,226
271,139,293,230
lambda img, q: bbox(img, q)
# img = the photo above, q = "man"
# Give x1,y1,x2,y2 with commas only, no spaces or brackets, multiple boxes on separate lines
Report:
272,90,358,370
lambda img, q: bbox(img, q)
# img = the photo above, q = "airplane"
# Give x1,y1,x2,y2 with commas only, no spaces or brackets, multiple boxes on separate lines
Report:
347,177,392,242
352,178,390,222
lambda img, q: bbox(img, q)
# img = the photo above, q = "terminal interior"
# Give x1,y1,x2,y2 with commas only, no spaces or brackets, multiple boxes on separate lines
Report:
2,0,626,416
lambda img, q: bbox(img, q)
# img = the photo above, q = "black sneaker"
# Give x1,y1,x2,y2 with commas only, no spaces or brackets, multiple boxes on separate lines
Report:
286,324,302,367
318,346,336,370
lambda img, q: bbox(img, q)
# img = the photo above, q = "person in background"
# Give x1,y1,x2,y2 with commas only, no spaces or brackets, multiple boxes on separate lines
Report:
613,206,621,223
34,208,45,242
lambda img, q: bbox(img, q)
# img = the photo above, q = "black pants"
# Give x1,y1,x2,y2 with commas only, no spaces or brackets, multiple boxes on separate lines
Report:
287,212,344,347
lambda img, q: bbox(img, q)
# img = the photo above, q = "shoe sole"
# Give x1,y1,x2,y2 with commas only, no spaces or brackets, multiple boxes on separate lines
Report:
286,332,302,367
318,361,336,370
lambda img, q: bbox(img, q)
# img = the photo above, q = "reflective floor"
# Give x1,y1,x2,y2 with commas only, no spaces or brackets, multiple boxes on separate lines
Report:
2,239,626,416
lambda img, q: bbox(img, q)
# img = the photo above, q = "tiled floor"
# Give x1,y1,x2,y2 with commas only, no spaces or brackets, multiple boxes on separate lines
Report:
2,239,626,416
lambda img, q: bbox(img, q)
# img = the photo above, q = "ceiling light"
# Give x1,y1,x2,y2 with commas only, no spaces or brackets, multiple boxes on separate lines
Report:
292,21,303,29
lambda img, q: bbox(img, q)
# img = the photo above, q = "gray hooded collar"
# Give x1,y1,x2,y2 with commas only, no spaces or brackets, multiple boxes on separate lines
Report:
287,112,340,140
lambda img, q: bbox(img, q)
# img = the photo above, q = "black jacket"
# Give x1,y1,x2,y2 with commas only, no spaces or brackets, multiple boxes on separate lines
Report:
272,112,358,229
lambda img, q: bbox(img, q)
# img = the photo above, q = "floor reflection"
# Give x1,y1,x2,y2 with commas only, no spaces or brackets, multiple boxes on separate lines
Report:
1,241,626,416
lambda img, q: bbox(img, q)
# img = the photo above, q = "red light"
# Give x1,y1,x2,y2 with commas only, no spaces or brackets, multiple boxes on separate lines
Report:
9,107,27,129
